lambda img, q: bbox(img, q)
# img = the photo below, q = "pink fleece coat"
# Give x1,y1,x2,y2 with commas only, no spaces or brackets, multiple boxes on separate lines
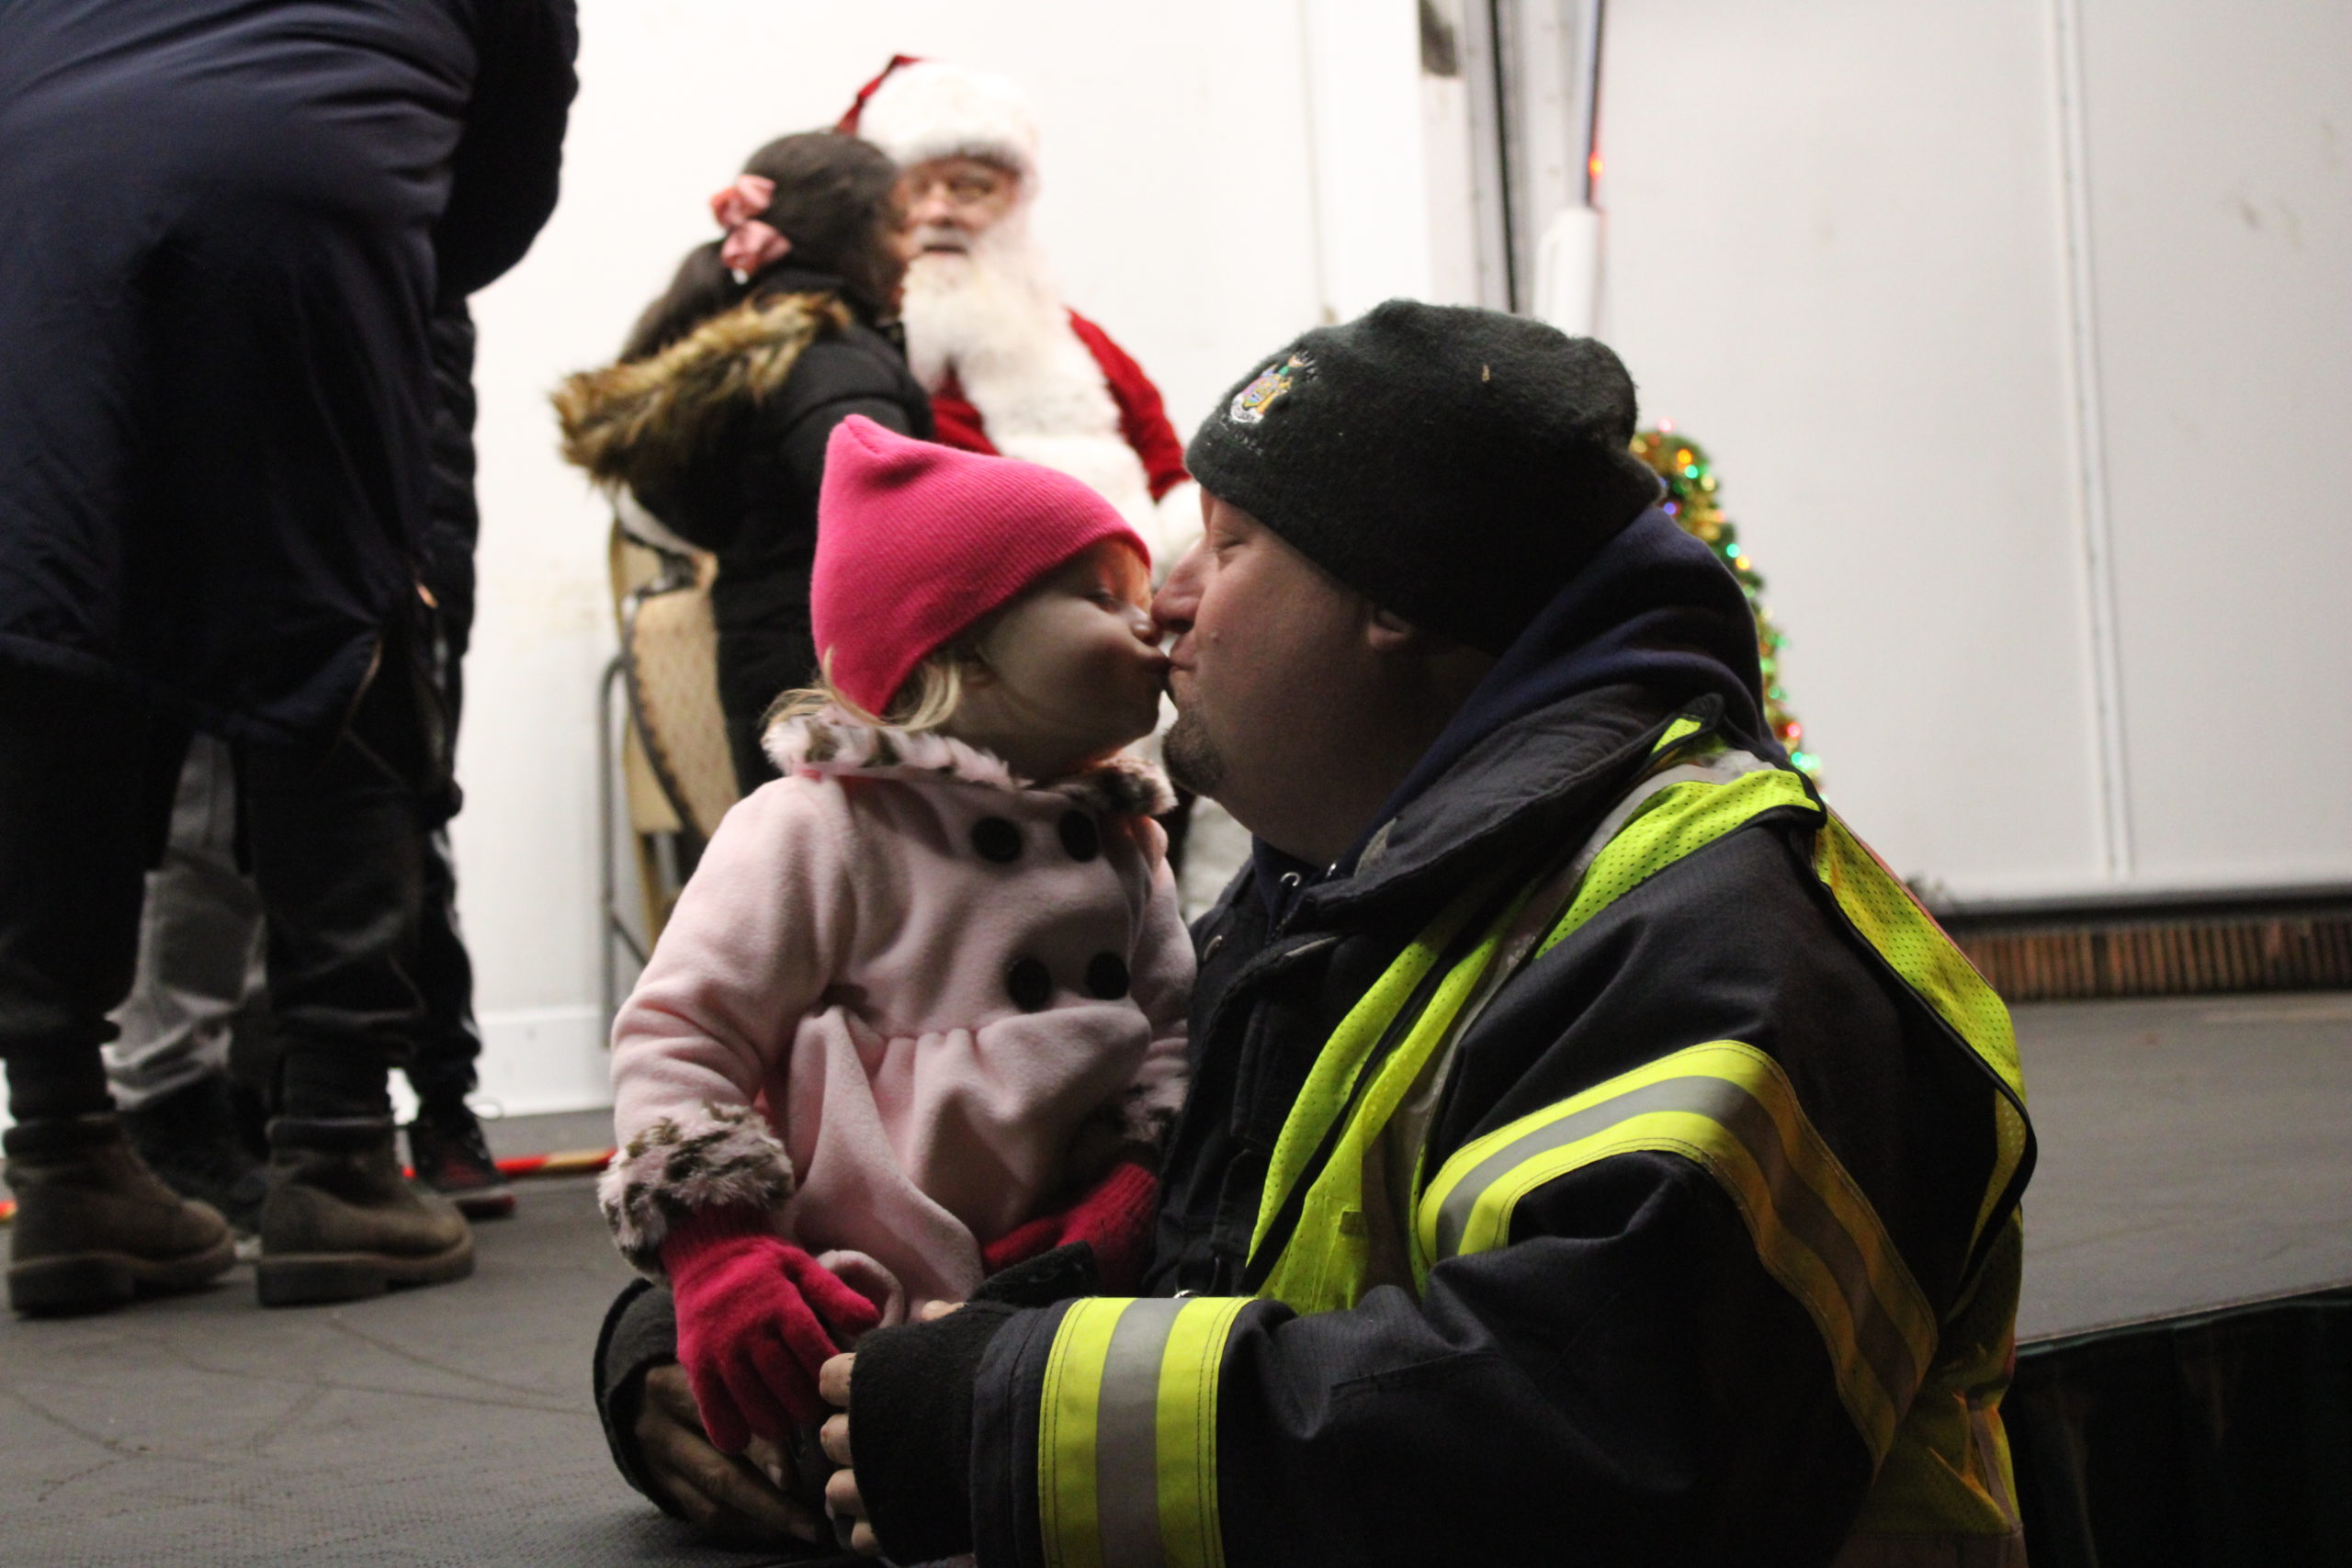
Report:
599,709,1191,1323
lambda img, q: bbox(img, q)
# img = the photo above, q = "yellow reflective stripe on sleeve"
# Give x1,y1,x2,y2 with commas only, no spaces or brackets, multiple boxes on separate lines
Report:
1041,1298,1126,1568
1153,1297,1250,1568
1536,769,1818,961
1416,1040,1935,1462
1039,1296,1250,1568
1856,1215,2027,1541
1812,810,2029,1254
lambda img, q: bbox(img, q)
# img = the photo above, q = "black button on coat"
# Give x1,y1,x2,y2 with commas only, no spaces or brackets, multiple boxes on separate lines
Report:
971,818,1023,863
0,0,578,742
1085,953,1130,999
1058,810,1102,862
1005,957,1053,1012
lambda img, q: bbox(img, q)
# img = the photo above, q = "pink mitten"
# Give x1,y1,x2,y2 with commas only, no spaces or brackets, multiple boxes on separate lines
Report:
982,1158,1160,1293
661,1208,881,1451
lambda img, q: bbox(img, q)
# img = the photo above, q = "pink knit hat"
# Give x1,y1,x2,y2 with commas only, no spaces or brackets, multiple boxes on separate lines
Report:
811,416,1149,715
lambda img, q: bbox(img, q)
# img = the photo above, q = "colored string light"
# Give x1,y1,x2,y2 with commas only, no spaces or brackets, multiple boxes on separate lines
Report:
1630,428,1820,779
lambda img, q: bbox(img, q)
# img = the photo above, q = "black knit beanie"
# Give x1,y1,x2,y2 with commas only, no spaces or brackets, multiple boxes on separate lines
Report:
1185,300,1664,654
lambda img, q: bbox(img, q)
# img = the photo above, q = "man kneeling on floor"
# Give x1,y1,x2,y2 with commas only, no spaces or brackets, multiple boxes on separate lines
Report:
593,300,2037,1566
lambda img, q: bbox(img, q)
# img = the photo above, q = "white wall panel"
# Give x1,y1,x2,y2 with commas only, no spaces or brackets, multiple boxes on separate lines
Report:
2076,0,2352,888
1596,1,2106,898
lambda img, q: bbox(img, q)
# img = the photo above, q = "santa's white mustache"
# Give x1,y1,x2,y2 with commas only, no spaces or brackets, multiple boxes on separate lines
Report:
911,225,972,254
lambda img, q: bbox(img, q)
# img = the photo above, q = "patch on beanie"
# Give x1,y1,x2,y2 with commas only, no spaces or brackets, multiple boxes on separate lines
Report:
1228,352,1312,425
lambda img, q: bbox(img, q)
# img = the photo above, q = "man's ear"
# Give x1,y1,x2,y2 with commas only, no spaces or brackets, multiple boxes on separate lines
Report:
1365,603,1431,654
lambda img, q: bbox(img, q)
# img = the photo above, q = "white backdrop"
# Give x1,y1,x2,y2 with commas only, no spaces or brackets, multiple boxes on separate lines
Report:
1597,0,2352,902
447,0,2348,1119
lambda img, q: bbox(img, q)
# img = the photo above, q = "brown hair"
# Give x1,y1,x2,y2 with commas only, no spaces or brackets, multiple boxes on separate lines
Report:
622,131,904,362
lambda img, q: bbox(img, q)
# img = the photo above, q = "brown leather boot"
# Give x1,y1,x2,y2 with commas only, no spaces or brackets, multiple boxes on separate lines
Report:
6,1113,237,1315
255,1115,472,1307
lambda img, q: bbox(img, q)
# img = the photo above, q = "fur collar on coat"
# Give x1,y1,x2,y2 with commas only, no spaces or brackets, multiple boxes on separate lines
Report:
763,706,1173,819
552,290,854,498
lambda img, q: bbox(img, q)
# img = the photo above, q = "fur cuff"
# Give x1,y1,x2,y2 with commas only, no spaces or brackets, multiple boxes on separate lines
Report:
1114,1073,1186,1149
598,1103,795,1278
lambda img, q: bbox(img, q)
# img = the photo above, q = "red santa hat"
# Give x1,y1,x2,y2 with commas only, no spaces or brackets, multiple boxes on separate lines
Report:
811,416,1147,716
837,56,1041,184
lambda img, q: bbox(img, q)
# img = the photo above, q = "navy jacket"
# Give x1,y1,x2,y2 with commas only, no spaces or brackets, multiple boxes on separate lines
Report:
0,0,575,741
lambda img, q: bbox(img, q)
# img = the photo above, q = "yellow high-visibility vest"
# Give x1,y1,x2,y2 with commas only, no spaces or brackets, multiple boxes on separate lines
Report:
1034,727,2033,1568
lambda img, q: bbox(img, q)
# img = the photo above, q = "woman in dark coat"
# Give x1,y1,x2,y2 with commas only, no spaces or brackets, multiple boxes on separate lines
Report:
556,131,933,793
0,0,575,1316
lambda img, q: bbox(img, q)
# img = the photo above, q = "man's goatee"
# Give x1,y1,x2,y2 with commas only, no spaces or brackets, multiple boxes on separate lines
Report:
1161,709,1227,798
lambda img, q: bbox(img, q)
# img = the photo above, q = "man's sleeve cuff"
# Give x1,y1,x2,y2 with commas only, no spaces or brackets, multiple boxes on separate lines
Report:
592,1278,683,1514
852,1300,1022,1562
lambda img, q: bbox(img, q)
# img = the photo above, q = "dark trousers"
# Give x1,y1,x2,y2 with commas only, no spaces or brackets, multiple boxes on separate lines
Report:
0,652,441,1124
406,608,481,1105
404,822,482,1106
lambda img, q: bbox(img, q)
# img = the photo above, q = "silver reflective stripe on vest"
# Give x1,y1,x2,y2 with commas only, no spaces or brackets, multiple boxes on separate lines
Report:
1554,746,1779,898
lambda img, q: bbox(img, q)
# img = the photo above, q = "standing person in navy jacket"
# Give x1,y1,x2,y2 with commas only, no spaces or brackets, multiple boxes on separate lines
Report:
0,0,575,1314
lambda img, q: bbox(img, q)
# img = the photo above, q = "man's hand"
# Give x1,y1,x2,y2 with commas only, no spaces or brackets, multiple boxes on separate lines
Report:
819,1351,878,1556
633,1362,824,1548
818,1301,957,1559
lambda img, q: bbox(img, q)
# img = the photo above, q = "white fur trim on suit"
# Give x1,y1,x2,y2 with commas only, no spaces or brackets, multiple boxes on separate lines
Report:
597,1101,795,1277
856,61,1041,179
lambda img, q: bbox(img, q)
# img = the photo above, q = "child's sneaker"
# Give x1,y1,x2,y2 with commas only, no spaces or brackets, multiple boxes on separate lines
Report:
403,1100,515,1220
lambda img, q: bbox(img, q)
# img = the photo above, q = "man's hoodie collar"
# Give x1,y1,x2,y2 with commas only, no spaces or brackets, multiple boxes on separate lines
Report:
1258,506,1779,920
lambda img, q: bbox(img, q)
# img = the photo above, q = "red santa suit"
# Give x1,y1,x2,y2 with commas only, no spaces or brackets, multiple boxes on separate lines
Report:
842,59,1192,564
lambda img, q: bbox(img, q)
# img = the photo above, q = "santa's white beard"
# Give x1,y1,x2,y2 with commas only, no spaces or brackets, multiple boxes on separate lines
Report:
900,211,1165,557
900,218,1069,391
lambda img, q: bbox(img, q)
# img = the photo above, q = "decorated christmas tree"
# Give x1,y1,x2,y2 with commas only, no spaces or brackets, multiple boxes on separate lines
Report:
1631,428,1817,775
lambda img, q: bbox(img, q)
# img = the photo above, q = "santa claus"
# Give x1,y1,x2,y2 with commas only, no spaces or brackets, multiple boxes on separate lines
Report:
840,57,1194,563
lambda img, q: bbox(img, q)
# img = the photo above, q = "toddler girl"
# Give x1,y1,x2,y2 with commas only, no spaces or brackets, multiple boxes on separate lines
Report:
599,416,1191,1454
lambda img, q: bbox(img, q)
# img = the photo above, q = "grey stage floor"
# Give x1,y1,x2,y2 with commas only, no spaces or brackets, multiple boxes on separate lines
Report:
4,996,2349,1564
2010,990,2352,1340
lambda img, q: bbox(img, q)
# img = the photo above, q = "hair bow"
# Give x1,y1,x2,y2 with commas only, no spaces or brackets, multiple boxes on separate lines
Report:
709,174,790,282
